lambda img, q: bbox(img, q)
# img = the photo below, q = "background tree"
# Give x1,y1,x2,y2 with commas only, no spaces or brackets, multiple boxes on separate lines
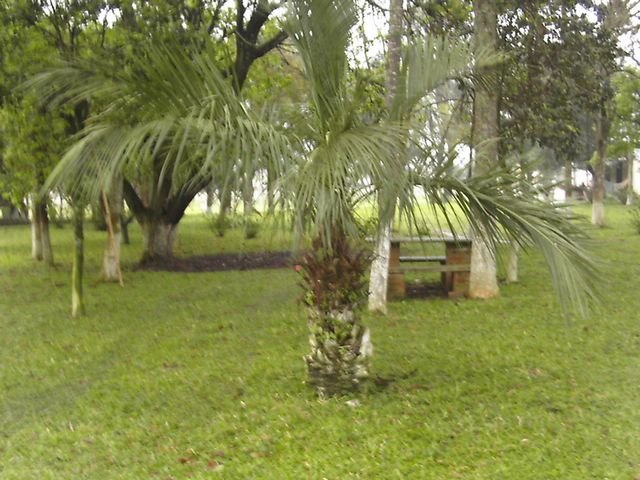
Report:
609,68,640,204
468,0,500,298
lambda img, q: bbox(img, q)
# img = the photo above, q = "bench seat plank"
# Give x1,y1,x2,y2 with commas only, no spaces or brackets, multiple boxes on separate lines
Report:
392,264,470,273
399,255,446,263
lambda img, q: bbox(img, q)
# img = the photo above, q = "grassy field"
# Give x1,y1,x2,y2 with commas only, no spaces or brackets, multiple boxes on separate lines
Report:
1,205,639,479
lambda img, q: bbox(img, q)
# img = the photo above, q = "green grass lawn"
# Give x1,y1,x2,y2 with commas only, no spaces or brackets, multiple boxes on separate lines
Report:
1,205,639,479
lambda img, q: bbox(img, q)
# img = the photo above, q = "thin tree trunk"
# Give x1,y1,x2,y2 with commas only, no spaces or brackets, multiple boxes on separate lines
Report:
564,157,573,200
102,180,123,284
242,170,255,217
506,241,519,283
267,168,276,215
206,182,215,215
626,152,634,206
469,0,499,299
38,199,55,267
368,0,403,313
592,101,609,227
71,203,85,318
31,194,43,261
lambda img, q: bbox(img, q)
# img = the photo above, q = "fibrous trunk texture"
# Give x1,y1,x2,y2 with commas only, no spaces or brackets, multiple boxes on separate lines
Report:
305,307,372,398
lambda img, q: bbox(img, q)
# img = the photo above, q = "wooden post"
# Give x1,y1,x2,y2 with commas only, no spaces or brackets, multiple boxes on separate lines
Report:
445,240,472,297
387,241,405,299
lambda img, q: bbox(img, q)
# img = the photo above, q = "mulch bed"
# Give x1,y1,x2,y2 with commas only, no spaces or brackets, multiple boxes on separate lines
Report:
140,251,446,298
139,250,295,273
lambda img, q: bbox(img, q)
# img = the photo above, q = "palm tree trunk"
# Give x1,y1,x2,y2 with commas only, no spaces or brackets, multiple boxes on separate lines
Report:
305,306,372,397
71,203,85,318
368,0,403,313
469,0,499,299
303,233,373,397
102,179,123,283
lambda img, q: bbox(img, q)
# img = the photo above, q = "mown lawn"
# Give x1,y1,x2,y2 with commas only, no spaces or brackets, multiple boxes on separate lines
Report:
1,205,639,479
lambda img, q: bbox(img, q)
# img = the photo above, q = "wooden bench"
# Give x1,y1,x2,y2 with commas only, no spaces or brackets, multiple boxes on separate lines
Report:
387,238,472,298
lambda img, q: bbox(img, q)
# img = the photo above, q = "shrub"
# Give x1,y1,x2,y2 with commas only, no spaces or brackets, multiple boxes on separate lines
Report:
244,218,260,239
208,214,232,237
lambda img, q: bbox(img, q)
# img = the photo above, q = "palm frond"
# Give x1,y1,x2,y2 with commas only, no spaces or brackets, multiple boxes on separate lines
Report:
394,36,503,119
397,146,598,316
285,0,357,130
35,40,293,202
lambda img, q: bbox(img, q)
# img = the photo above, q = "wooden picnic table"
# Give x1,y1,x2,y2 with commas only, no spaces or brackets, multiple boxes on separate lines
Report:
386,236,472,299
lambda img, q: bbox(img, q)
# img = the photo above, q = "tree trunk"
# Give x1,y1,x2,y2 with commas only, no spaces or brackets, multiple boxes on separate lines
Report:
102,179,123,283
305,307,372,398
592,101,609,227
564,157,573,199
31,194,43,261
302,234,373,397
140,217,178,263
205,182,215,215
506,241,519,283
626,152,634,206
368,221,392,312
71,203,85,318
121,214,132,245
31,196,54,266
267,168,276,215
39,199,54,267
469,0,500,299
368,0,403,313
242,170,255,217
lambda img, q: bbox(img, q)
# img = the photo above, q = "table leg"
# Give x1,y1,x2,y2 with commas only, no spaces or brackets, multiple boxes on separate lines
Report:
387,241,405,299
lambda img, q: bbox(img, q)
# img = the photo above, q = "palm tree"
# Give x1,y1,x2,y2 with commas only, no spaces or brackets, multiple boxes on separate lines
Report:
36,0,597,397
284,0,597,396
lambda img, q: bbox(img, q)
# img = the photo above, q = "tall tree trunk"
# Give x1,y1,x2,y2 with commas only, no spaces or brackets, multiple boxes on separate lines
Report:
267,168,276,215
31,194,43,261
242,170,255,217
102,178,123,283
469,0,500,299
368,0,403,313
564,157,573,200
205,182,215,215
31,194,55,266
39,199,54,267
506,241,519,283
592,101,609,227
627,152,634,206
71,203,85,318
